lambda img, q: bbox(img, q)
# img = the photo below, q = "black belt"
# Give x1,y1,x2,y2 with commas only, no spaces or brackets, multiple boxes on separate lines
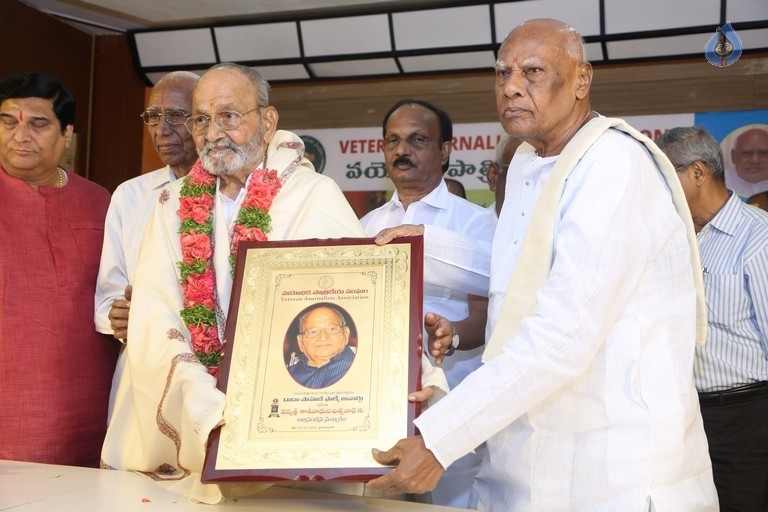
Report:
698,381,768,407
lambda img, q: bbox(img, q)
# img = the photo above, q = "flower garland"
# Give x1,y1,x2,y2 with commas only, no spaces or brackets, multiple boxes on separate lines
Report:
177,160,281,376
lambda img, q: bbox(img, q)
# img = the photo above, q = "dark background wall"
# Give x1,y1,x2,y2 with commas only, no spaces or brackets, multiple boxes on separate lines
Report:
1,0,145,192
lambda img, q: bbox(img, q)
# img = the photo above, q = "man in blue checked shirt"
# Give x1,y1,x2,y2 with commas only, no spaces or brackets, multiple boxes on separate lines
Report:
657,126,768,512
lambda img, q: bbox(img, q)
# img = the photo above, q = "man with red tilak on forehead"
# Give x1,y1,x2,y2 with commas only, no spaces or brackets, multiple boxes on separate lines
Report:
368,19,718,511
0,72,116,467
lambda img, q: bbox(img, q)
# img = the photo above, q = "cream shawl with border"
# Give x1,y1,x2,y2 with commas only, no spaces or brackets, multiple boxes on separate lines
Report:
101,130,366,504
482,117,707,363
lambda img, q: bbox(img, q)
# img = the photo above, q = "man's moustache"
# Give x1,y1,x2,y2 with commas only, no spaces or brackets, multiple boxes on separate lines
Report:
201,140,239,156
393,156,413,167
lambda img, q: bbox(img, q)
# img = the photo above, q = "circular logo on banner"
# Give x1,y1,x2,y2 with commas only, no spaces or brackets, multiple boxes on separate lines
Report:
299,135,326,173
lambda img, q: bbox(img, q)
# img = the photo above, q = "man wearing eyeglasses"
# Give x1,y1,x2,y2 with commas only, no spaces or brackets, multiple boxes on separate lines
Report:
101,63,365,504
94,70,199,344
485,133,522,217
289,304,356,389
656,126,768,512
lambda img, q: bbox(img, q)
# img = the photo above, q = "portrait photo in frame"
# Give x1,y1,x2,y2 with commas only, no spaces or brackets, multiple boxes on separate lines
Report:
202,236,423,483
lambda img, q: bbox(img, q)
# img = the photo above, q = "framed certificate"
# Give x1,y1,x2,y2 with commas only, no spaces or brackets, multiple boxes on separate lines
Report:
202,236,423,483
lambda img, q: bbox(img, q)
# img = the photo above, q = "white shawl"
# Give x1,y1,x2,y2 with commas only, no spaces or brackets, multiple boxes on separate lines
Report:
483,117,707,362
101,130,366,503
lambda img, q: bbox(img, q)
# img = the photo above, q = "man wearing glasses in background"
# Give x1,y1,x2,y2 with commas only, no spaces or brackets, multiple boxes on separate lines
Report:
100,63,365,504
485,133,522,217
95,71,199,348
656,126,768,512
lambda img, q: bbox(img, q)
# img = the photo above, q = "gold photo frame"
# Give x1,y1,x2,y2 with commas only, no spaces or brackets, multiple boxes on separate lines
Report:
202,236,423,483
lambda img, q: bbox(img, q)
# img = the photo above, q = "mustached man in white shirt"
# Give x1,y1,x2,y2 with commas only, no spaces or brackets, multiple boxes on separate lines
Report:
361,98,497,508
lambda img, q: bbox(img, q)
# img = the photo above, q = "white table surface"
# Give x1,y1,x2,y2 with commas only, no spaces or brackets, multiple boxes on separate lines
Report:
0,460,462,511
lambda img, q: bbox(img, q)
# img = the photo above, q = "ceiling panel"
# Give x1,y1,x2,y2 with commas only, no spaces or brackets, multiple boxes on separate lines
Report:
134,28,216,67
728,0,768,22
494,0,602,39
215,23,301,62
607,34,709,60
399,50,496,73
393,5,492,50
301,14,391,57
604,0,720,33
309,58,400,78
250,64,311,82
739,28,768,51
19,0,768,85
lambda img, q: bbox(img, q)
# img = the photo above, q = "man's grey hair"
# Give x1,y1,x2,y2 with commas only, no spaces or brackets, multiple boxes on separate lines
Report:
154,70,200,90
561,24,588,63
495,134,513,164
655,126,725,183
206,63,271,107
298,304,347,333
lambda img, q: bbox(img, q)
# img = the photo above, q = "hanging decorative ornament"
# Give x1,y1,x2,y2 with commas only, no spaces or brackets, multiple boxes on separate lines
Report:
705,22,742,67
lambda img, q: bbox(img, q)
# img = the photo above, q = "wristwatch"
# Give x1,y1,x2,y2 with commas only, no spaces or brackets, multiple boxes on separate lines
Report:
444,322,460,357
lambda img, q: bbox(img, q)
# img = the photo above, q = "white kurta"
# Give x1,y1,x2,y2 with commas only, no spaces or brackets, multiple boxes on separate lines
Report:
94,166,178,335
361,180,496,388
100,131,366,503
94,166,179,423
414,128,717,511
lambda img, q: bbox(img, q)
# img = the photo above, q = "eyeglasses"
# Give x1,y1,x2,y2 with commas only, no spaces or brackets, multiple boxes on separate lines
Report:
299,325,344,338
139,110,190,126
184,107,261,134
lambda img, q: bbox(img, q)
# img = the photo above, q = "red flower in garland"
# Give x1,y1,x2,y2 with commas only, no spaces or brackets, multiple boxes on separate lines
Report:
177,161,281,377
242,170,281,210
179,232,213,265
178,194,214,224
188,324,220,353
231,224,267,248
227,169,281,269
180,268,215,309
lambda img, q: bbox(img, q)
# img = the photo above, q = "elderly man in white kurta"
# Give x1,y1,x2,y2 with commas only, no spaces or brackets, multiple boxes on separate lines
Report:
101,64,448,505
94,71,199,341
100,64,367,504
368,19,717,512
94,72,199,422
